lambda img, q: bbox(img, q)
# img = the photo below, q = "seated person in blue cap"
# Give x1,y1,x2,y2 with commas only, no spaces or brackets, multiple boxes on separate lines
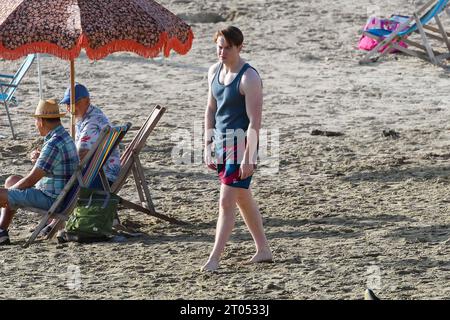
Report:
60,83,121,189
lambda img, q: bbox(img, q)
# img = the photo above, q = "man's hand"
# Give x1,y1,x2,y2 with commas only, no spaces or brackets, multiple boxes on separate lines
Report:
239,163,255,180
204,142,216,171
30,149,40,164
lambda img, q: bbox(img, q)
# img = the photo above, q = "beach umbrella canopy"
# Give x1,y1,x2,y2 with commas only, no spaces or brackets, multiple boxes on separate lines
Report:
0,0,194,136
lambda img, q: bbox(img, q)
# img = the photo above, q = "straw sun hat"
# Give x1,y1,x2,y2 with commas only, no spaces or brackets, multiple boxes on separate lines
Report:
32,99,66,118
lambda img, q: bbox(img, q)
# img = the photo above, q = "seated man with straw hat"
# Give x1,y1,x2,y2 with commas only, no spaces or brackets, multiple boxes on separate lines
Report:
0,99,79,245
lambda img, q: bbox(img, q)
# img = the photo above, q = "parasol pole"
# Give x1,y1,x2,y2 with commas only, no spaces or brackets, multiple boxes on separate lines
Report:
37,54,43,99
70,59,75,138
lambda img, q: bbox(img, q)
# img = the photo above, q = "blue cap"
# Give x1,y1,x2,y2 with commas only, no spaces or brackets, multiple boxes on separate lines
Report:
60,83,90,105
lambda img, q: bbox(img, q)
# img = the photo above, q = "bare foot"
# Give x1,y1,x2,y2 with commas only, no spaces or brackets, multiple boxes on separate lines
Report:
248,248,273,264
200,258,220,272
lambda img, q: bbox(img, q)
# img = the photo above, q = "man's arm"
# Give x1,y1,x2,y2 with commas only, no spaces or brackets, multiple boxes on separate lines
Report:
10,167,46,190
240,68,263,179
31,139,61,189
205,63,219,144
204,63,219,169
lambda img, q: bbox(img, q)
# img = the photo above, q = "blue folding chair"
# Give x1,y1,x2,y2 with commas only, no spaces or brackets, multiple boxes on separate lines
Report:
360,0,450,66
0,54,36,139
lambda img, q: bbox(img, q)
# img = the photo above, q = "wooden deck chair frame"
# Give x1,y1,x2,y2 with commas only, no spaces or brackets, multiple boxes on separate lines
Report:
0,54,36,139
24,123,131,247
111,105,185,225
360,0,450,66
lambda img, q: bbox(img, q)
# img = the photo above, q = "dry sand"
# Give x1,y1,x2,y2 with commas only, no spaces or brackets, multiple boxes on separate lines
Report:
1,0,450,299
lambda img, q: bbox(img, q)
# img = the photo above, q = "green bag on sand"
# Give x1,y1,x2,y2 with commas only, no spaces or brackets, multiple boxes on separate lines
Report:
65,187,119,242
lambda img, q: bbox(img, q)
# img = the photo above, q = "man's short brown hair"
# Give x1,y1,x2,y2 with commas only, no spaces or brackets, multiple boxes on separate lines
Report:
214,26,244,47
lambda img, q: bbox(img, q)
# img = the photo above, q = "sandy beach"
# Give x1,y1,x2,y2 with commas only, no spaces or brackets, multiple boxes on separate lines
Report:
1,0,450,300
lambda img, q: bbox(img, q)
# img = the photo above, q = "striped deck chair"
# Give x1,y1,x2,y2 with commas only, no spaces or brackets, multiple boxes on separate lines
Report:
0,54,36,139
24,123,131,247
360,0,450,66
111,105,185,225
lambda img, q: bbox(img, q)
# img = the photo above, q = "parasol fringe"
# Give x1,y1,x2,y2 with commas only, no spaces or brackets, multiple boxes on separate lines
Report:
0,39,83,61
84,30,194,60
83,33,167,60
164,29,194,57
0,29,194,61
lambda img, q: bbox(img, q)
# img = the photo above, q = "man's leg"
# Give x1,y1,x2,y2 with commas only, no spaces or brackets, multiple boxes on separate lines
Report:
236,187,272,263
0,189,8,207
0,175,22,230
201,184,239,272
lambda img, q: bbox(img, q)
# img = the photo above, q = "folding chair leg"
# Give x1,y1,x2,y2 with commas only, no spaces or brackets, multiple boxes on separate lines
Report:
375,43,395,61
132,165,147,206
99,170,112,192
24,213,52,247
45,218,65,240
138,171,156,215
391,43,428,61
118,196,186,225
133,155,156,214
434,15,450,52
360,25,404,64
2,101,16,139
414,13,438,65
97,170,121,224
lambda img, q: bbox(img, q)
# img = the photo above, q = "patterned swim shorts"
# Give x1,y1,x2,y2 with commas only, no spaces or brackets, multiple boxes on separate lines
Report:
215,140,253,189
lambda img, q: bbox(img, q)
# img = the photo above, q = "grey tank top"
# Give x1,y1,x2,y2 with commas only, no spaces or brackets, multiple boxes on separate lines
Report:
212,62,255,143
